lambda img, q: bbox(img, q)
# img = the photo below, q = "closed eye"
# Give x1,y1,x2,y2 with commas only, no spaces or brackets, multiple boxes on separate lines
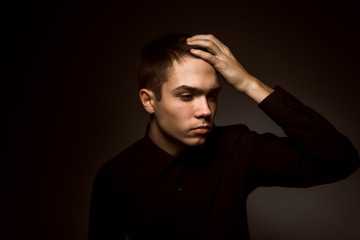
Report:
180,94,194,101
207,94,218,102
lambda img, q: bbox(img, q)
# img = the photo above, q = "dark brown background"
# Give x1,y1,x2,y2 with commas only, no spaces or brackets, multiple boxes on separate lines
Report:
4,0,360,239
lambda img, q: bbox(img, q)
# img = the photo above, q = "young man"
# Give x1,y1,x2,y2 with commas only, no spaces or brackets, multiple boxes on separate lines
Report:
88,33,359,240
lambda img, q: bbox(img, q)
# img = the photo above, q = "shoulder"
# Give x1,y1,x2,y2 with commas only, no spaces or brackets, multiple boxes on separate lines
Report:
209,124,272,153
203,124,257,151
211,124,256,142
94,138,146,185
213,124,249,134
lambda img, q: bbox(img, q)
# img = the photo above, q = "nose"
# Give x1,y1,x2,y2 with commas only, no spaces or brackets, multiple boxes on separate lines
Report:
194,97,211,119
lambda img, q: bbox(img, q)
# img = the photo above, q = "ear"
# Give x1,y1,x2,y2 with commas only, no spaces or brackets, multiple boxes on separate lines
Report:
139,88,156,114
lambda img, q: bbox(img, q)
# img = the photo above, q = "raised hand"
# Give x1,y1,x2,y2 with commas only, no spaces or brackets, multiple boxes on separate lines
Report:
187,34,274,103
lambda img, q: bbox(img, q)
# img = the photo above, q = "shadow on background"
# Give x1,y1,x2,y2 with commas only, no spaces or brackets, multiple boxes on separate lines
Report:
4,1,360,239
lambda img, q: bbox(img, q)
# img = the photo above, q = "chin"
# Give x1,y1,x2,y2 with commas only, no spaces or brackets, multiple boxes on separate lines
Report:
185,137,208,147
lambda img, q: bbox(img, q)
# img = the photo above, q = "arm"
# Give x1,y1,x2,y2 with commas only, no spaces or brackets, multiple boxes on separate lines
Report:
88,168,125,240
187,34,359,186
250,86,359,187
186,34,273,103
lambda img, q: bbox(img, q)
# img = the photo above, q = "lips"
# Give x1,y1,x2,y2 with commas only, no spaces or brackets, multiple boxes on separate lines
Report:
192,125,211,135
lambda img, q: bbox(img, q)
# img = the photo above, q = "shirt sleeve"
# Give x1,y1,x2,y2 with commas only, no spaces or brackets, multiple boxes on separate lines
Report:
248,85,359,188
88,166,125,240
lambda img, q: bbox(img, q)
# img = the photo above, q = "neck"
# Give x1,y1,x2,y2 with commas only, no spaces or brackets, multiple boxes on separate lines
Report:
148,120,186,156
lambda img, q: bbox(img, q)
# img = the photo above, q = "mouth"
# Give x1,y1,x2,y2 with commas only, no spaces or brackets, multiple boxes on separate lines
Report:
191,125,211,135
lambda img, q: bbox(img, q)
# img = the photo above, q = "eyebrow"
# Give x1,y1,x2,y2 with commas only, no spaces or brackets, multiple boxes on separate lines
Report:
172,85,222,94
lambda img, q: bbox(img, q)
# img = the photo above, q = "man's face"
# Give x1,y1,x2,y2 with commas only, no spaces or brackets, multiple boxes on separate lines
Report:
150,56,221,154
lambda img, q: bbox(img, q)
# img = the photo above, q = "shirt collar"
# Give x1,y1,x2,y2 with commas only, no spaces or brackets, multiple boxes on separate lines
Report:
134,124,179,176
137,123,216,177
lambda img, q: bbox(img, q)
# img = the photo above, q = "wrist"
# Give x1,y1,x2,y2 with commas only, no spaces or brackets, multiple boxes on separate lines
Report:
240,77,274,104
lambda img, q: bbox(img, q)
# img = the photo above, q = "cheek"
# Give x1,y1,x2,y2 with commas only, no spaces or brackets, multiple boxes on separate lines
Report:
158,101,191,119
170,105,193,121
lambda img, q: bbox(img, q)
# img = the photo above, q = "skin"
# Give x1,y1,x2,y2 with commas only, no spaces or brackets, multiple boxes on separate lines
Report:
187,34,274,104
140,57,221,156
140,34,274,156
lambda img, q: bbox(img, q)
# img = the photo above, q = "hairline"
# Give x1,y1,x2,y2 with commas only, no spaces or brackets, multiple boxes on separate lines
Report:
155,54,202,101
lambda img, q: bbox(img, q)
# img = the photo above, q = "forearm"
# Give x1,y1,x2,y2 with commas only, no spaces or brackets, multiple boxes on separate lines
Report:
233,75,274,104
257,86,360,186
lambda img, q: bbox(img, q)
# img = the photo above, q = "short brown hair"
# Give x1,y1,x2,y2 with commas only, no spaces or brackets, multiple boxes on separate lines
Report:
137,33,205,101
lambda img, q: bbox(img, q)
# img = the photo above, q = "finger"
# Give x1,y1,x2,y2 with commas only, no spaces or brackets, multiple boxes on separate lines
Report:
187,34,217,41
189,48,220,66
187,34,228,53
187,39,223,56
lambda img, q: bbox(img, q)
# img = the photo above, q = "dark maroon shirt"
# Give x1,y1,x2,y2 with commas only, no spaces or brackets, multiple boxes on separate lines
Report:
88,86,359,240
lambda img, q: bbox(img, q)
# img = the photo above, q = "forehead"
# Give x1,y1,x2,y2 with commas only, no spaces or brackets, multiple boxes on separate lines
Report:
165,56,219,89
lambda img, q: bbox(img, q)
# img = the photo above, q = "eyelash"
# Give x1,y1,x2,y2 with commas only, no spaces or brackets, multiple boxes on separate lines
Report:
180,94,193,101
180,94,218,101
